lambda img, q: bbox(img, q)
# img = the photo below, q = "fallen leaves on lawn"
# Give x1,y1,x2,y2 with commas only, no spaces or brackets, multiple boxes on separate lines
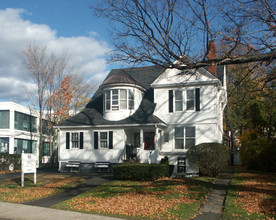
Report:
0,174,84,203
233,173,276,216
68,178,198,219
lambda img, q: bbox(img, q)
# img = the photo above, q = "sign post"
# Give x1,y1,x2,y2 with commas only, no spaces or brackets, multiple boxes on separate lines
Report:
21,152,37,187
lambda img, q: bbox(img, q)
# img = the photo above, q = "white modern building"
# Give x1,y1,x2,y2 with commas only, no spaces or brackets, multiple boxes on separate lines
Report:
56,54,227,175
0,102,53,164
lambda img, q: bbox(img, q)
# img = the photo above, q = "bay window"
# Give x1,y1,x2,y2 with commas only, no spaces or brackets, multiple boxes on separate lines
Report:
104,89,134,111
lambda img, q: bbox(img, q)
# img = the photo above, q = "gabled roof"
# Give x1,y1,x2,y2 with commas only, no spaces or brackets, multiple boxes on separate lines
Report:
57,65,166,127
57,63,225,128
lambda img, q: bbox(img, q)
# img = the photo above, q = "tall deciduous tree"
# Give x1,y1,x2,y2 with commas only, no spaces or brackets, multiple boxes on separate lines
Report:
92,0,275,69
23,44,94,165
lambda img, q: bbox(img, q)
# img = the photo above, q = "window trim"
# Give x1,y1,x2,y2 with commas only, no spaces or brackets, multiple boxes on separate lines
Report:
169,88,200,113
186,89,195,111
99,131,109,149
174,90,183,112
104,89,135,112
94,131,113,149
65,132,83,150
174,126,196,150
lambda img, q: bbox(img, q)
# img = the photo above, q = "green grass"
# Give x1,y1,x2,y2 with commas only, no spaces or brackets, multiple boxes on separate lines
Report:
54,176,215,220
222,167,276,220
0,174,85,203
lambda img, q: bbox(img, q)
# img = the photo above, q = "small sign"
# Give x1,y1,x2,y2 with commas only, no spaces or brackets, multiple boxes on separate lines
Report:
21,153,37,187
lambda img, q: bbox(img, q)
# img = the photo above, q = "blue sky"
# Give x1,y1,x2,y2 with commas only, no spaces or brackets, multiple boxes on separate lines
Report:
0,0,114,104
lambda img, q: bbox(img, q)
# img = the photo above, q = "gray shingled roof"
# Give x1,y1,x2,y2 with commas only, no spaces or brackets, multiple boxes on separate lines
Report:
57,64,224,127
101,69,145,89
57,65,166,127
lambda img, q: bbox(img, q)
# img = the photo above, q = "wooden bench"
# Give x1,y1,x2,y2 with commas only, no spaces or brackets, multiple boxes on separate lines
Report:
66,161,81,172
94,162,110,172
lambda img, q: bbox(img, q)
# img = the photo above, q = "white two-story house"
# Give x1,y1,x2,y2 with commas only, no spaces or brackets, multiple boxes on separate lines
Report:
56,58,227,174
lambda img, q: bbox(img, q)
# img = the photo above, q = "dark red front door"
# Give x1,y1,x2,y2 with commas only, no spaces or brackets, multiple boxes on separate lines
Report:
144,132,155,150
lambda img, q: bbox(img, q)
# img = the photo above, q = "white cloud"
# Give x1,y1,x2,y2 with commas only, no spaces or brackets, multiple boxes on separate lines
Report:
0,8,110,104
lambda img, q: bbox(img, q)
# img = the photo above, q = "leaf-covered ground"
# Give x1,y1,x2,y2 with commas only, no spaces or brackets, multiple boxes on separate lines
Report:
223,168,276,219
55,177,215,220
0,173,85,203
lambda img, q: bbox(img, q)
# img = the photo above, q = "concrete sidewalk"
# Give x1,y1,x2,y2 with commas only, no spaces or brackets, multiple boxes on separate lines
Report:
0,201,123,220
193,166,234,220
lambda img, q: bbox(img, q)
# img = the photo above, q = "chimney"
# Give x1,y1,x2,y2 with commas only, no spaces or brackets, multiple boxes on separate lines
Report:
207,40,217,77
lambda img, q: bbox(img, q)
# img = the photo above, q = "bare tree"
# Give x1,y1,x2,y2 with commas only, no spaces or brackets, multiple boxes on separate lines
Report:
23,44,95,164
92,0,276,69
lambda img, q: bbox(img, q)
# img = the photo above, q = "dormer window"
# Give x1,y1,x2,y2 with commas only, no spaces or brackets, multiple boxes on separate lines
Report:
104,89,134,111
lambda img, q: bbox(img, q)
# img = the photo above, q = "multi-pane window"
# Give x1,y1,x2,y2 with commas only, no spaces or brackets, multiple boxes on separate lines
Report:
0,110,9,129
100,132,108,148
0,137,9,153
186,89,195,110
112,89,119,110
71,133,79,148
120,89,127,109
169,88,200,112
43,142,50,156
104,89,135,111
175,91,183,111
66,132,83,149
128,90,134,110
14,139,36,154
14,111,37,133
174,127,195,149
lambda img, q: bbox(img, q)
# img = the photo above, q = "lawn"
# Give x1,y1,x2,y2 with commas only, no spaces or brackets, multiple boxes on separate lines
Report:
222,167,276,220
54,176,215,220
0,173,85,203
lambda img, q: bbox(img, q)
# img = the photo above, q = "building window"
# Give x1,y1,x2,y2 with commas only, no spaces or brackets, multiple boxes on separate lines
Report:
14,139,36,155
14,111,37,133
164,133,169,143
0,137,9,153
177,157,186,173
104,89,135,111
174,127,195,149
100,132,108,148
71,133,80,148
169,88,200,112
0,110,9,129
43,142,50,156
186,89,195,110
66,132,83,149
175,91,183,111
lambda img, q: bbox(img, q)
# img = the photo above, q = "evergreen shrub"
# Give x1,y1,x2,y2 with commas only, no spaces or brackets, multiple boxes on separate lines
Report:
0,153,21,171
187,143,230,176
112,164,169,181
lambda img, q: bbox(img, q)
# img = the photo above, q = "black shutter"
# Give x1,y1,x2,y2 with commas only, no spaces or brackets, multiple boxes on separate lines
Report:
79,132,84,149
195,88,200,111
109,131,113,149
66,132,70,149
94,132,98,149
169,90,173,112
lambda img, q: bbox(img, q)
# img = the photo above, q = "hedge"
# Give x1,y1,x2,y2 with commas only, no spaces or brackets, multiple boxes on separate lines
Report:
112,164,169,181
0,153,21,171
187,143,230,176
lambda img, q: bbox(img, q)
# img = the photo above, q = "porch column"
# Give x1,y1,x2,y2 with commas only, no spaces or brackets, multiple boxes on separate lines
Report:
139,129,143,149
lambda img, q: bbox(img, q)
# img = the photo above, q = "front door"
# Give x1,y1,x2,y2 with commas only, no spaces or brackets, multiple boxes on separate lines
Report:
144,132,155,150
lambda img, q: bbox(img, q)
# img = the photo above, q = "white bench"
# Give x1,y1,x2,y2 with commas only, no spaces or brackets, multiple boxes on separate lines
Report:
94,162,110,172
66,161,81,172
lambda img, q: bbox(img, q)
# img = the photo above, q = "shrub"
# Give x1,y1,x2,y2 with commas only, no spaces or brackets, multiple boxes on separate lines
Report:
112,164,169,181
239,129,276,172
186,143,230,176
0,153,21,171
